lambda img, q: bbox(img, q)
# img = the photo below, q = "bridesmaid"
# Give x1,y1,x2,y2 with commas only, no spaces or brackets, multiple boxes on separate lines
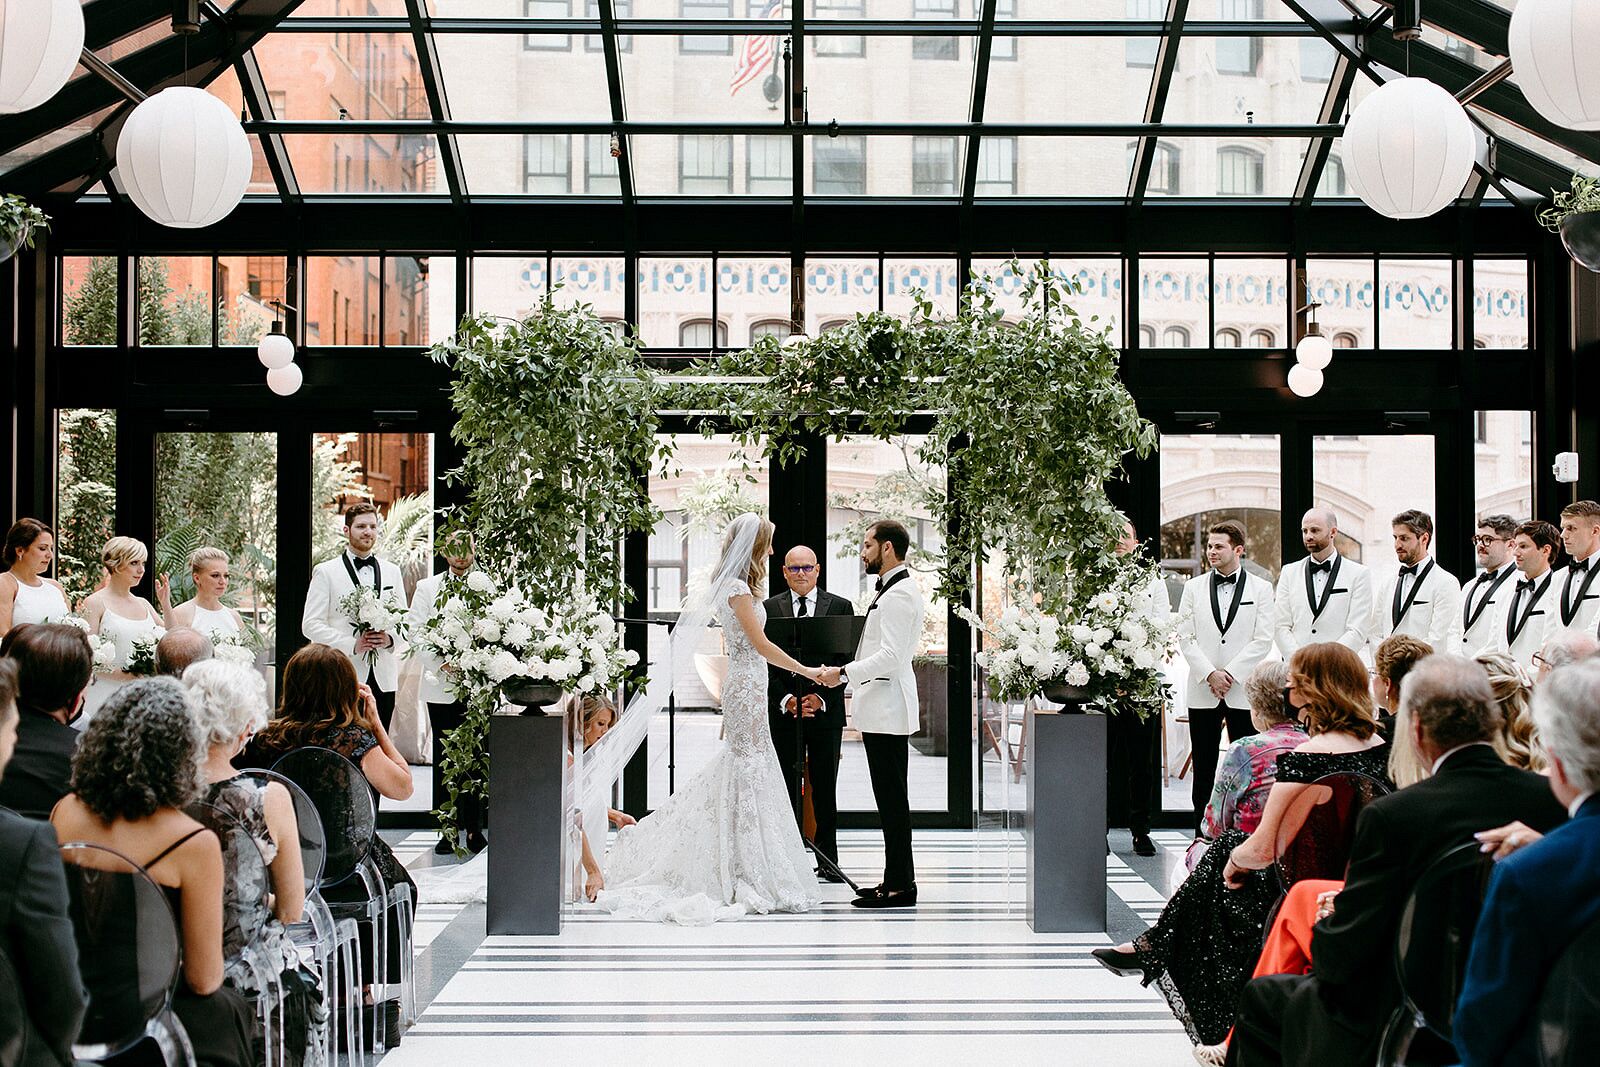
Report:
0,518,71,636
78,536,165,726
159,547,245,643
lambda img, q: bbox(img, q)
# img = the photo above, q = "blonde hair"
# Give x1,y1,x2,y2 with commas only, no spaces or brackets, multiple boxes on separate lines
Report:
1387,702,1431,788
101,535,148,574
188,546,230,574
724,516,774,593
566,692,617,750
1477,651,1544,771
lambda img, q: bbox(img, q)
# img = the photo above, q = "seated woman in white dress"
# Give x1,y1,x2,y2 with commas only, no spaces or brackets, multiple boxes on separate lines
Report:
0,518,71,637
158,546,245,643
78,536,165,723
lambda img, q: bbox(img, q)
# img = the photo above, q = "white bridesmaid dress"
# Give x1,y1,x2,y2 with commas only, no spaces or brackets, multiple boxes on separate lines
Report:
81,605,164,728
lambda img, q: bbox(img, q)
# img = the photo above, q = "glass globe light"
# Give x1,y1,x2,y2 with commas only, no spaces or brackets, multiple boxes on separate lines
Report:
1295,323,1334,371
266,362,303,397
1287,363,1324,398
257,321,295,369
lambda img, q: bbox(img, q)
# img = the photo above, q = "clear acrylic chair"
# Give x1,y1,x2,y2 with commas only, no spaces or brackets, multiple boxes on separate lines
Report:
1274,770,1392,890
1537,912,1600,1066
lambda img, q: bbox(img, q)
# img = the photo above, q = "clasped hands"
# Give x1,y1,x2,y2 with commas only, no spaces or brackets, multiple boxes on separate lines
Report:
812,666,844,687
355,630,393,653
1205,669,1235,700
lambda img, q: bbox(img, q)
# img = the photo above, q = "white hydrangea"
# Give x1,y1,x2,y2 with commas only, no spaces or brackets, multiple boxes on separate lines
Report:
466,570,495,593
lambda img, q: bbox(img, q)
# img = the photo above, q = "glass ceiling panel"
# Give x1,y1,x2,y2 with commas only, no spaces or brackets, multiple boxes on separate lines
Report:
1184,0,1301,19
457,133,625,195
803,136,966,196
1163,34,1338,124
1471,108,1600,183
436,34,612,121
806,37,976,124
984,38,1154,124
67,20,169,85
620,33,788,124
255,34,431,120
631,134,796,196
0,103,118,179
1143,137,1309,197
1418,24,1504,73
974,137,1132,197
283,132,445,193
288,0,415,15
205,66,278,196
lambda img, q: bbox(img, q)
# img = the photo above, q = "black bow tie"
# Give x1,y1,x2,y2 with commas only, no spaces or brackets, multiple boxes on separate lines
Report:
1518,578,1535,593
1399,563,1419,577
1574,559,1592,575
1308,560,1332,575
1475,569,1498,584
874,577,885,592
1214,572,1237,585
352,556,377,572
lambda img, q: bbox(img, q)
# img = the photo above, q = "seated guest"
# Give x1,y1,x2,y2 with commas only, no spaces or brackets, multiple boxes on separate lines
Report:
1187,660,1306,872
1477,651,1543,771
0,657,88,1067
1227,655,1568,1067
155,626,213,678
1535,630,1599,681
1094,643,1389,1048
1454,659,1600,1067
184,659,324,1067
51,677,256,1067
1371,634,1433,739
0,623,91,818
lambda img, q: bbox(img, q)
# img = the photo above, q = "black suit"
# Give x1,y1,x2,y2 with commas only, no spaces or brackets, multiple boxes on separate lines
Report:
0,808,87,1067
1228,745,1568,1067
0,710,78,820
765,588,854,866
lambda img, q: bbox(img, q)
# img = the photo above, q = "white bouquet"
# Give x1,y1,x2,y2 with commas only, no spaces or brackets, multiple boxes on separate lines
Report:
211,631,256,667
957,599,1069,703
125,628,167,676
339,585,409,667
57,615,119,674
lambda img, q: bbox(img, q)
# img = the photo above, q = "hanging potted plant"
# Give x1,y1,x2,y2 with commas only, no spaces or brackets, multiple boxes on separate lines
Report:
1540,174,1600,272
0,194,50,264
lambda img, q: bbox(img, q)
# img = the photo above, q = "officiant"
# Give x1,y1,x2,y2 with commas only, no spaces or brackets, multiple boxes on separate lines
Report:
766,545,855,879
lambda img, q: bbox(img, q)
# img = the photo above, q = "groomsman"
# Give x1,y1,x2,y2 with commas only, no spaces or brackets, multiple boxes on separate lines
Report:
1176,520,1275,830
410,537,483,854
1459,515,1521,656
302,502,409,731
1371,510,1462,651
1274,508,1373,658
1107,520,1169,856
1494,520,1562,671
1557,500,1600,636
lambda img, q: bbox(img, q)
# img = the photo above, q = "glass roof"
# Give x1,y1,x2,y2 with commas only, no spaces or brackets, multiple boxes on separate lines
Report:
1,0,1593,208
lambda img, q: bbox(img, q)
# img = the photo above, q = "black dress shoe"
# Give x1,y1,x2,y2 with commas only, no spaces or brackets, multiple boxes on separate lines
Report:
1133,833,1157,857
816,867,847,884
465,831,488,854
855,882,885,900
434,836,455,855
850,887,917,909
1091,946,1147,979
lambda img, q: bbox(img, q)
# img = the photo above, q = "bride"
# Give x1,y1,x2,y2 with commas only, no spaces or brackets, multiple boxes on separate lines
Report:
595,512,831,924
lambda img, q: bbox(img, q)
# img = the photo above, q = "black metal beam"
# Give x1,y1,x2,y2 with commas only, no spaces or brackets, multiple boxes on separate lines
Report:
238,119,1340,137
1127,0,1190,207
594,0,635,208
404,0,467,207
235,53,300,202
1294,52,1359,207
268,17,1346,37
81,0,173,50
960,0,1000,211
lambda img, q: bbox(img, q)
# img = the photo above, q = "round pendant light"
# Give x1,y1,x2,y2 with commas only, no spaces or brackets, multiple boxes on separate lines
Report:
1295,322,1333,372
1344,78,1479,220
266,362,303,397
115,86,252,229
257,302,296,369
1287,363,1324,398
1510,0,1600,131
0,0,84,115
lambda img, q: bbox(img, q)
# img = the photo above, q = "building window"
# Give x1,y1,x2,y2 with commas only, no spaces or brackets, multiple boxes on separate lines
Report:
523,0,571,51
1333,331,1358,348
522,133,570,193
1164,325,1192,346
585,0,631,52
1442,36,1477,64
1136,139,1181,194
679,135,733,193
681,0,733,54
912,0,957,61
1216,328,1242,347
1126,0,1159,68
1217,146,1264,195
1138,324,1157,347
747,135,792,194
1217,0,1264,76
814,136,866,194
819,319,852,333
975,137,1017,195
679,319,729,347
814,0,864,57
1250,328,1276,348
585,134,619,194
912,136,959,194
751,319,790,343
1301,37,1335,82
1323,154,1346,196
992,0,1017,60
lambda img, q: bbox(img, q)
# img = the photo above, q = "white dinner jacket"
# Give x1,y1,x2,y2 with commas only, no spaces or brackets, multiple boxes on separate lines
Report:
1274,552,1373,658
1554,555,1600,637
1371,558,1464,651
301,551,409,691
1176,569,1276,711
407,570,456,705
844,568,925,736
1492,571,1559,671
1457,564,1520,657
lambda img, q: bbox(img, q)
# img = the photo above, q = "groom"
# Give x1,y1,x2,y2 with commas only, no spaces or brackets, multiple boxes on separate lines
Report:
821,519,925,909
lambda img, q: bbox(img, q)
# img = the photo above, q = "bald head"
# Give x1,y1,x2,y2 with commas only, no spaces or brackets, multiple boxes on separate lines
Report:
1538,631,1600,681
156,627,213,677
1301,508,1339,559
782,545,819,596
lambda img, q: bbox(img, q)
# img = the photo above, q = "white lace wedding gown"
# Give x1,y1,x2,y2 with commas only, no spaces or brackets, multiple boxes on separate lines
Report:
595,580,822,924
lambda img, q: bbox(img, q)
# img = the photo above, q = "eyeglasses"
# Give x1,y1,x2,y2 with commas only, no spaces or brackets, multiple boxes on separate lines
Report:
784,565,817,574
1470,535,1506,547
1532,653,1551,670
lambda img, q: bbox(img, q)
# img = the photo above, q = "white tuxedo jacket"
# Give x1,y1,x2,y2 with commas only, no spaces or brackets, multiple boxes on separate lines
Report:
1457,565,1519,657
1492,572,1560,671
845,569,925,736
1176,569,1276,711
1274,552,1373,658
302,552,409,691
1371,559,1464,651
407,571,455,705
1553,557,1600,637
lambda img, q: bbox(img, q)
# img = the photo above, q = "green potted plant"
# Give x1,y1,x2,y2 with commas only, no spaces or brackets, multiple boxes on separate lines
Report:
0,194,50,264
1540,174,1600,272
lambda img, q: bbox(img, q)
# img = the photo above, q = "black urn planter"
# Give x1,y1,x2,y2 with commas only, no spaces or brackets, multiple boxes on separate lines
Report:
501,677,564,715
1040,680,1093,709
1560,213,1600,273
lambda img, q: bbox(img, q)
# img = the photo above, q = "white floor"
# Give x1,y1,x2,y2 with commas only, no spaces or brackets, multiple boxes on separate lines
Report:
377,829,1193,1064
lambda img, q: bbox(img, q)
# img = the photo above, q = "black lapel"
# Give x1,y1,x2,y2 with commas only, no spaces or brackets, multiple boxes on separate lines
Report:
1392,559,1434,628
1305,554,1341,622
1508,574,1553,645
1210,570,1247,636
340,553,363,589
1561,562,1600,626
866,569,911,614
1464,566,1515,633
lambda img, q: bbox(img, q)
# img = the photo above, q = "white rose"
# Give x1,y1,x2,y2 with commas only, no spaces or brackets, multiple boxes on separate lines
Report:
1094,591,1119,613
473,618,502,642
1131,648,1156,670
1084,644,1103,660
487,649,521,683
1070,624,1095,644
488,597,518,623
575,674,596,692
466,571,494,593
1092,626,1115,647
1065,662,1090,687
1100,655,1119,674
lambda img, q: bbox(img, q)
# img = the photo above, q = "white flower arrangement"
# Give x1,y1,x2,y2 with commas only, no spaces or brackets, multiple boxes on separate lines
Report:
956,599,1068,703
339,585,410,667
210,631,256,667
124,627,168,676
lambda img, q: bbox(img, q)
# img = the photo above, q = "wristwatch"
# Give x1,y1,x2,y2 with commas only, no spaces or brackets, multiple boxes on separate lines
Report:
839,667,849,684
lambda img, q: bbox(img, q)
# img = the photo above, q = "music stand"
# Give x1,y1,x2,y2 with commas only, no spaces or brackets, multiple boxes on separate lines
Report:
765,614,867,891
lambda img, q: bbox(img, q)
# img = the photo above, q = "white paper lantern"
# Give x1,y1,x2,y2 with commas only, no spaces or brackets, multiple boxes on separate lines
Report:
1510,0,1600,131
1287,363,1324,398
257,327,295,369
1344,78,1480,220
1295,327,1334,371
266,362,303,396
0,0,84,114
115,87,252,229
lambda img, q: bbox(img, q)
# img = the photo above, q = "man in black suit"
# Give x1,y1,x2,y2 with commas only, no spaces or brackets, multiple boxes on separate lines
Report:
0,623,91,820
1227,654,1569,1067
766,544,855,876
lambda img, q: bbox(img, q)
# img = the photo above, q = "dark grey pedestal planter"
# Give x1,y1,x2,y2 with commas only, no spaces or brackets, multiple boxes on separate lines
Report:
486,714,567,935
1025,705,1107,933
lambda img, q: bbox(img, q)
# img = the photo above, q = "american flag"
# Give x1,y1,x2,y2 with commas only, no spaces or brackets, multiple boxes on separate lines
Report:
730,0,785,97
